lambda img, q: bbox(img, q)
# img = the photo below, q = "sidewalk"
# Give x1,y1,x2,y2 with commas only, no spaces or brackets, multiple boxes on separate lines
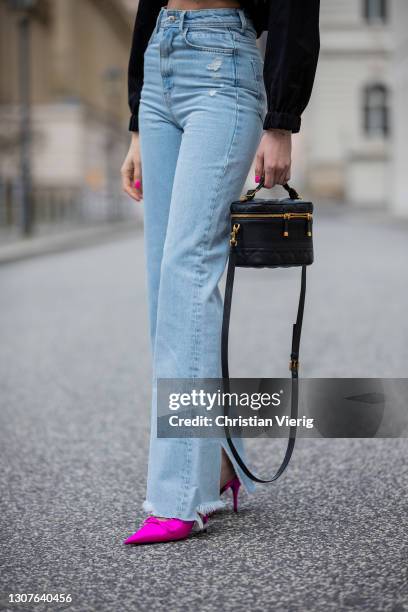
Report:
0,219,141,265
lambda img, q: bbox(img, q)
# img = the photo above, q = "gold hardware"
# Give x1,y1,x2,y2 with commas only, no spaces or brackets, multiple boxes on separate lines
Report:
230,212,313,239
230,223,240,246
307,212,312,237
283,213,290,237
239,190,256,202
289,359,299,371
230,213,313,239
239,181,265,202
231,213,313,220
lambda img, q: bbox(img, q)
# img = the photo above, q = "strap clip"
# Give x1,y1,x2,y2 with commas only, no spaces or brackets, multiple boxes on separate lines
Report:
289,359,299,372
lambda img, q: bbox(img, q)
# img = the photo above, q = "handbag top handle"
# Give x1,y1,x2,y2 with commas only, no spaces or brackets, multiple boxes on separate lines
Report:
239,177,301,202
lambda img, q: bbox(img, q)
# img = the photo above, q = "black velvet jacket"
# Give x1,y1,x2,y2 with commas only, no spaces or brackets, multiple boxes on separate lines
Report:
128,1,320,133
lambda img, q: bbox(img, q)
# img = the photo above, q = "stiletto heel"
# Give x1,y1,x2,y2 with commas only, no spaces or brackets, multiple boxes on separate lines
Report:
220,476,241,512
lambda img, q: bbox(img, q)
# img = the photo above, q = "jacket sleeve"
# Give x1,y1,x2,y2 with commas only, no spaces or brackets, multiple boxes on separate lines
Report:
128,0,164,132
263,0,320,133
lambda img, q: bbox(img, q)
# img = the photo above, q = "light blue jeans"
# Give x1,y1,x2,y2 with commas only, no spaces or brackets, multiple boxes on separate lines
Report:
138,6,266,524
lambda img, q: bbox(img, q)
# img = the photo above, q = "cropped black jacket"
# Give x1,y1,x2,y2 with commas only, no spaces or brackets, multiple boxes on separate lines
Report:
128,1,320,133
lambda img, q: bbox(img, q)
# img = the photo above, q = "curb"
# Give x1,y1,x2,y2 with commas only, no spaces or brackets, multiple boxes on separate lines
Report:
0,219,141,266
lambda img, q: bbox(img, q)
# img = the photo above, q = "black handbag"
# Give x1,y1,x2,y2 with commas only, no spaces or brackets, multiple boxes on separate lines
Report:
221,177,314,482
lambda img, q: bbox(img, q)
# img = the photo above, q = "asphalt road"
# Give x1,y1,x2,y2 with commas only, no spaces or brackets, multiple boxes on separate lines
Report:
1,206,407,612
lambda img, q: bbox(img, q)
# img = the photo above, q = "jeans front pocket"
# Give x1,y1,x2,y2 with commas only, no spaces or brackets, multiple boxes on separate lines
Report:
250,55,265,102
181,26,235,54
231,25,258,46
235,50,264,100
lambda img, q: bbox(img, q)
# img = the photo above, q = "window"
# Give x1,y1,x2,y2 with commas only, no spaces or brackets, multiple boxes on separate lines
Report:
363,0,388,23
363,84,390,137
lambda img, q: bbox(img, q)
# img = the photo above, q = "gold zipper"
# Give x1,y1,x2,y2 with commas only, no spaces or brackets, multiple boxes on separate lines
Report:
229,223,240,246
231,213,312,220
229,213,313,243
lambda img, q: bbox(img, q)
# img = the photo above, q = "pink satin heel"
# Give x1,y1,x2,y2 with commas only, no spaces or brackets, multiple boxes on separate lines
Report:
220,476,241,512
123,515,208,546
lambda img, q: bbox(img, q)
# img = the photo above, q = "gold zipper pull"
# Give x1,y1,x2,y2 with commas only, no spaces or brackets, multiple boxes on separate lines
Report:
230,223,240,246
283,213,289,237
306,213,312,237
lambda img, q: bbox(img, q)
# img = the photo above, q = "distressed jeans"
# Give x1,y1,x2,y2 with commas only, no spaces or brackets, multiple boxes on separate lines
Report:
138,7,266,523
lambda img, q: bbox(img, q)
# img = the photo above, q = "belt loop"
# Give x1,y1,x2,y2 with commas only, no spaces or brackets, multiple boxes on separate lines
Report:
178,10,186,33
238,8,247,32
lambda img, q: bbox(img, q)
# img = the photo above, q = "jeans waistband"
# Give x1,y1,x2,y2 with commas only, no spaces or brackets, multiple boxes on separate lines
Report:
155,6,250,34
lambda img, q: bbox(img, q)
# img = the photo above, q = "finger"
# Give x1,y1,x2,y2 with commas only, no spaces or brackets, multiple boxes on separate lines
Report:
125,185,141,201
276,166,289,186
133,176,143,199
277,162,290,185
254,153,264,184
263,166,276,189
133,159,143,199
122,167,140,202
122,154,144,201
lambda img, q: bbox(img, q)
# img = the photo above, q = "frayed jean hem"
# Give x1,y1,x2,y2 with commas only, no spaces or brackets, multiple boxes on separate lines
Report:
142,499,226,529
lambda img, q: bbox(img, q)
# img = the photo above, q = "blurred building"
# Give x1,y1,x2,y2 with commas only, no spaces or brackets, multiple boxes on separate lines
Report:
392,0,408,217
296,0,393,208
0,0,137,227
0,0,406,230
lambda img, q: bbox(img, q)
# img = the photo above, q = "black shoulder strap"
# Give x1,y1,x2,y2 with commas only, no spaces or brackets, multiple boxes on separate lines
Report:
221,248,307,483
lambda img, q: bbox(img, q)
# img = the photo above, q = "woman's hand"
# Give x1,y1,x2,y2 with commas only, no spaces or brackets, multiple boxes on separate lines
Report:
121,132,143,202
254,129,292,189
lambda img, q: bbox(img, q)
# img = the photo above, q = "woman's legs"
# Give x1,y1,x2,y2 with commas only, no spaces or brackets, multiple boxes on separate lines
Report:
139,116,183,353
139,7,266,523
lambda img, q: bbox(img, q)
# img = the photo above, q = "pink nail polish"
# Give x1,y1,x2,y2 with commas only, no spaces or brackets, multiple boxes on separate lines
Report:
134,180,141,189
255,175,261,183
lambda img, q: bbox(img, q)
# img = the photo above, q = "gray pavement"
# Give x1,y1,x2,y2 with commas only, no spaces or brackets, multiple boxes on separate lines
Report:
0,206,407,612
